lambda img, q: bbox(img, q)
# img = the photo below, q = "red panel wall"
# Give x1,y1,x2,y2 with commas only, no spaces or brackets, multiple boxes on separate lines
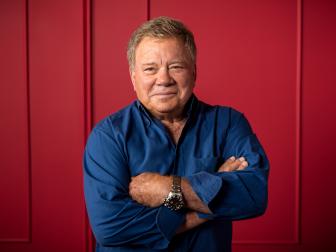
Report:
301,0,336,251
0,0,30,242
28,0,86,251
0,0,87,251
0,0,335,251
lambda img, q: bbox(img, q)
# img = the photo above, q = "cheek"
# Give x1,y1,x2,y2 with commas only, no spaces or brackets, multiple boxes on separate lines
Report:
177,75,195,91
135,76,154,93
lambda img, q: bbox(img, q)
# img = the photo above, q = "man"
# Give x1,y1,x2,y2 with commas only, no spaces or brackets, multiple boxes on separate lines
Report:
84,16,269,252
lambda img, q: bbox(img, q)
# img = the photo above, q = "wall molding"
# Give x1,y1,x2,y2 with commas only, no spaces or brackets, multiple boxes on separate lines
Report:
83,0,94,252
0,0,32,244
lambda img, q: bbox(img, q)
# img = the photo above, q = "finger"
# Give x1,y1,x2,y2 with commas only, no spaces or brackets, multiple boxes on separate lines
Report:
233,157,246,170
237,161,249,170
218,156,236,172
219,157,247,172
225,156,236,164
229,157,245,170
219,156,243,172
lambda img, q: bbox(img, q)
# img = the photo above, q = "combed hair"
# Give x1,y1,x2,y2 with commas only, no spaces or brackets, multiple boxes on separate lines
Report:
127,16,197,71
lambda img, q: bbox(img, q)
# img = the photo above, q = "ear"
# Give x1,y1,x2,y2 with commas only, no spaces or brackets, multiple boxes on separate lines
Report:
193,64,197,82
130,68,136,91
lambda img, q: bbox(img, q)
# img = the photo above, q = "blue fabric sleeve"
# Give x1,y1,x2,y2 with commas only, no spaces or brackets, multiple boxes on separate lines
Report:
83,127,185,249
186,113,269,220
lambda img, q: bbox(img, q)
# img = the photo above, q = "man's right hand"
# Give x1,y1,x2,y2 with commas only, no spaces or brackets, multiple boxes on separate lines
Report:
218,156,248,172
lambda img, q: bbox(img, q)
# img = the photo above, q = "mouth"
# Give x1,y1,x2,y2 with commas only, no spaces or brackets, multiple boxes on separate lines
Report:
152,92,177,98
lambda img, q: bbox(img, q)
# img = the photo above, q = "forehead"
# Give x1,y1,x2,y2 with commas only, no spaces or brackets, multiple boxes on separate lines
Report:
135,37,188,61
137,36,183,46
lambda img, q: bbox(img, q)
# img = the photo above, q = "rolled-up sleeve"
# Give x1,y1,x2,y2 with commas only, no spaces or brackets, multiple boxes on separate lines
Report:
186,113,269,220
83,127,185,249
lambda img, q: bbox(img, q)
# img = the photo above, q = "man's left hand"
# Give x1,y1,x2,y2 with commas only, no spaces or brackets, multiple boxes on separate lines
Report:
129,172,171,207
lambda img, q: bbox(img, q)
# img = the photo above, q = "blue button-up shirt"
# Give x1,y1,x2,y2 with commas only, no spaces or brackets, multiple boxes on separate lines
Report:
83,95,269,252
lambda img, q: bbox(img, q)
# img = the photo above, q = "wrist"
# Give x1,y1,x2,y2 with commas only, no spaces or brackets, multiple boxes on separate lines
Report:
163,175,184,211
181,178,212,214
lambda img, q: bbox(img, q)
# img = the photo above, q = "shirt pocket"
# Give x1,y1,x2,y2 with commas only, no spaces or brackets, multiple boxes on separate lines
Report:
185,156,222,175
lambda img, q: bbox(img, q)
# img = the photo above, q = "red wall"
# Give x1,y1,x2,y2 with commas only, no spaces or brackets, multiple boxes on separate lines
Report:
0,0,335,251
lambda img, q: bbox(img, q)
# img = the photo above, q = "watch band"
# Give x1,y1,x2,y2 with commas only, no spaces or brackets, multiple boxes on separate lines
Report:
171,175,182,193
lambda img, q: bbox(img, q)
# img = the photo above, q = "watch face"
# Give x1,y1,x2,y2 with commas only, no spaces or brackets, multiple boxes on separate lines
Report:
170,194,183,205
164,192,184,211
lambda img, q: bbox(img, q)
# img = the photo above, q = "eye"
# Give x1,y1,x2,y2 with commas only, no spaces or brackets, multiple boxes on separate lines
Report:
143,67,156,73
169,65,184,71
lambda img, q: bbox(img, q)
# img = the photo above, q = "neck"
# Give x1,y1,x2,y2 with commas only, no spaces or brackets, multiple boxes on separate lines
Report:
159,115,187,145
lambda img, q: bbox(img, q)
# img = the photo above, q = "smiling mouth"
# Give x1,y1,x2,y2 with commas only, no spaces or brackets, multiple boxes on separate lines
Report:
152,92,177,97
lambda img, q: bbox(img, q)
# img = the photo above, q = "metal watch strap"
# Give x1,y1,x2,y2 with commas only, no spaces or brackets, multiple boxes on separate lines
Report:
171,175,181,193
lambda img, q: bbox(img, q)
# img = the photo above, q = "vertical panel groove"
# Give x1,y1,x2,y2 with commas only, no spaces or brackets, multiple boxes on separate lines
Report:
147,0,151,20
83,0,94,251
295,0,303,245
25,0,32,243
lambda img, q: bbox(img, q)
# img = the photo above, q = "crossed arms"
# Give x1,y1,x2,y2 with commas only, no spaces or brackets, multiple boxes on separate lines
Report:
129,156,249,234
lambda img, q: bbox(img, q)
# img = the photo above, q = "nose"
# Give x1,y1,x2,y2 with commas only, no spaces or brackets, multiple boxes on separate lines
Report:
156,67,173,86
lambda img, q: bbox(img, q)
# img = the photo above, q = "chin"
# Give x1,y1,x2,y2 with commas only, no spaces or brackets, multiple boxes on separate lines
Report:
153,105,176,114
151,99,178,111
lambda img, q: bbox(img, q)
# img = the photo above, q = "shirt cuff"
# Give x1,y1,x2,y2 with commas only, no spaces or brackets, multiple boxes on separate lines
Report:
186,171,223,215
156,206,186,244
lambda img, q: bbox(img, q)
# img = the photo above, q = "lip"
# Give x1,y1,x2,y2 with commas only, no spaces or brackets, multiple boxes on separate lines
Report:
152,92,177,97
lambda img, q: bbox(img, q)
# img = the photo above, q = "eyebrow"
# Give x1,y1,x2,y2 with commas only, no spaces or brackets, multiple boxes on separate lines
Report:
141,62,157,66
169,60,185,64
140,60,187,67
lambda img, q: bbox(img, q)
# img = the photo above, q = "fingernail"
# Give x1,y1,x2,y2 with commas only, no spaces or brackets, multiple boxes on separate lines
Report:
230,156,235,161
239,157,245,161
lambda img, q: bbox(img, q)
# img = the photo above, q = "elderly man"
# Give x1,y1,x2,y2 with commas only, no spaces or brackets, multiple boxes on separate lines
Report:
84,16,269,252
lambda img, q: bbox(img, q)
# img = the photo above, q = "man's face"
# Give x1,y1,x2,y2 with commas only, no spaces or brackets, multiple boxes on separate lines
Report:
131,37,196,118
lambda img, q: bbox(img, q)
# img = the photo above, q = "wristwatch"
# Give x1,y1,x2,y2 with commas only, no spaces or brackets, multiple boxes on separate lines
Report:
163,175,184,211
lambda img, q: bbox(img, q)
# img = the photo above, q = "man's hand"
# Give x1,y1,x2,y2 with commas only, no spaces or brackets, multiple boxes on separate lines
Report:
129,172,171,207
218,156,248,172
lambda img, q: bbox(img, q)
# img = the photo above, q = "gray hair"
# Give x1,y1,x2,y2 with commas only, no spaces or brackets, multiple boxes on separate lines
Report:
127,16,197,71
